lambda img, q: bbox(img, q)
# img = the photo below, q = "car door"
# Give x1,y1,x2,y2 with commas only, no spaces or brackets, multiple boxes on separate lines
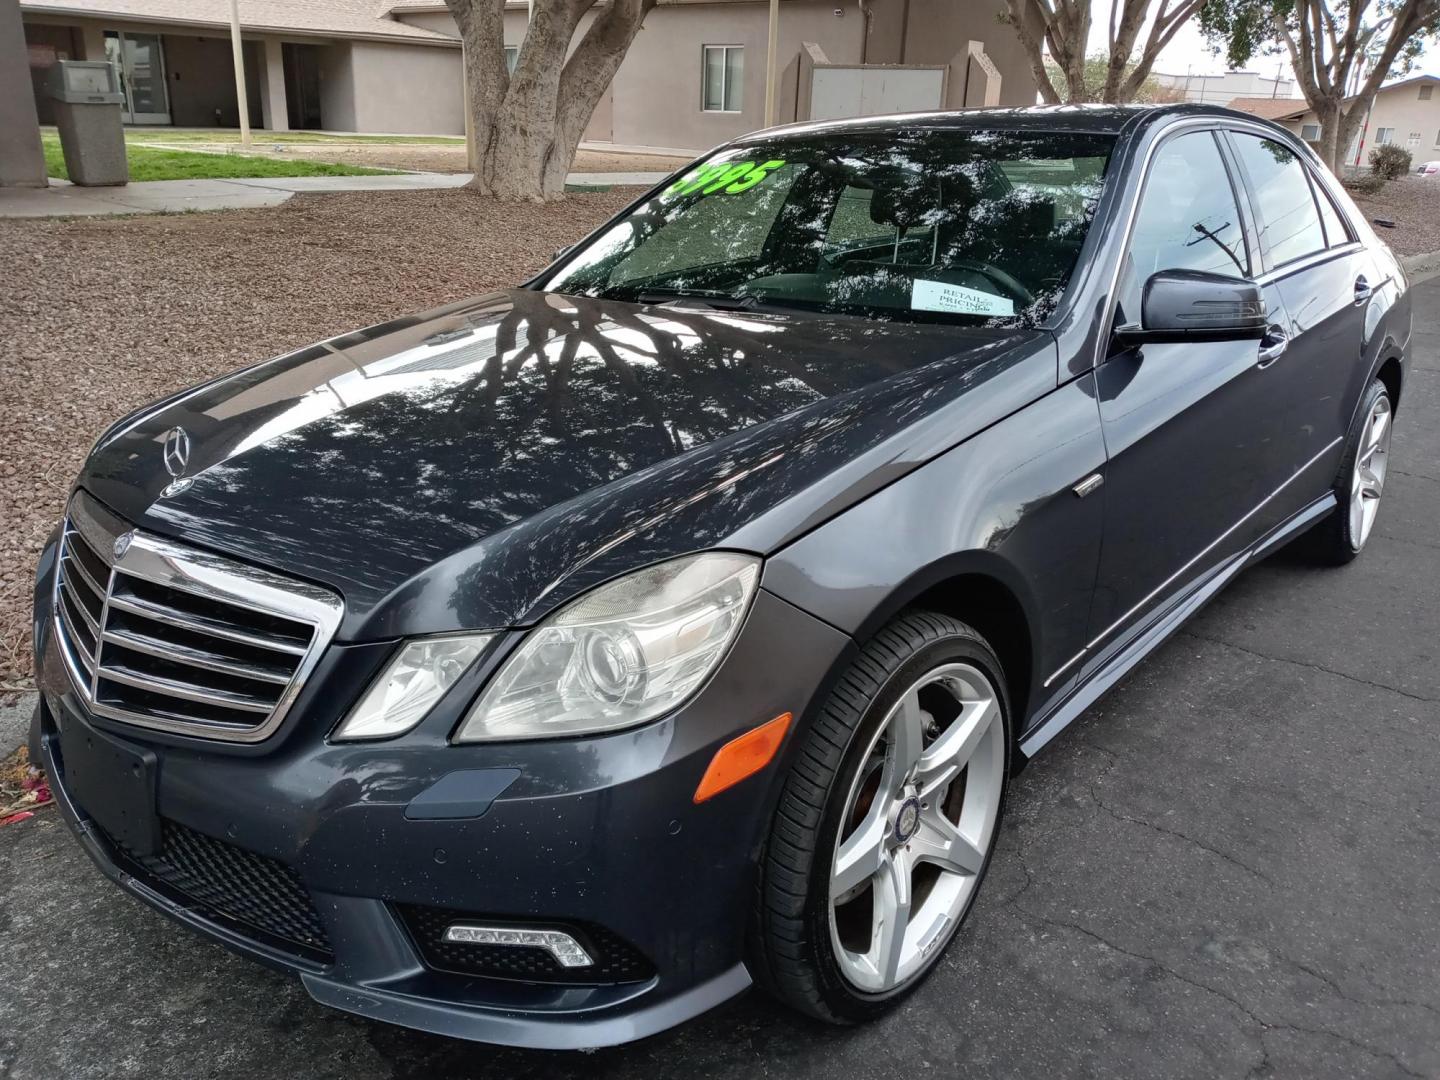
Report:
1081,127,1292,675
1223,130,1372,531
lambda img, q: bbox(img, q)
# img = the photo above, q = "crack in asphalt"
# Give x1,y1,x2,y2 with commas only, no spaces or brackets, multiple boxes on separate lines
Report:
1071,741,1440,1022
1390,467,1440,484
1375,532,1440,552
1002,900,1426,1079
1003,738,1440,1070
1079,742,1278,888
1181,631,1439,705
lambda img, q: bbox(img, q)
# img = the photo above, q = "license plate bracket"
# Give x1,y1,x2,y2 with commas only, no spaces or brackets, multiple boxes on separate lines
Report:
59,722,161,856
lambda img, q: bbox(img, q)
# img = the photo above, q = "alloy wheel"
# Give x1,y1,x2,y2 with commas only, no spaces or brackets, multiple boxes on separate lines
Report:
827,662,1003,993
1350,394,1392,550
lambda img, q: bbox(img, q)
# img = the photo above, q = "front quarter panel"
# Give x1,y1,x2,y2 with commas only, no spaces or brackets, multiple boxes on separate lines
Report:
762,372,1107,728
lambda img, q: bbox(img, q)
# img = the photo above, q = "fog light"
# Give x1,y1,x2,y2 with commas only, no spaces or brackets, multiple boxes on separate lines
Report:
441,923,594,967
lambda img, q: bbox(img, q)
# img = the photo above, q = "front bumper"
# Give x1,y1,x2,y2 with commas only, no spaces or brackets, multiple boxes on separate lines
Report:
32,532,854,1049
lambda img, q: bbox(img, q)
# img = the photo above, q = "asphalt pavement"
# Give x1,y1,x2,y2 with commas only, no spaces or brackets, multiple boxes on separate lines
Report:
3,277,1438,1080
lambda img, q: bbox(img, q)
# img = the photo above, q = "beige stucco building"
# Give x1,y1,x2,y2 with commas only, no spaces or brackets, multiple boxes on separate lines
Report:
16,0,1034,153
1230,74,1440,169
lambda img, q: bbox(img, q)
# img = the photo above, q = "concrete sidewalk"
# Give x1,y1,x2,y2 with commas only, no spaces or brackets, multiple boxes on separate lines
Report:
0,170,666,218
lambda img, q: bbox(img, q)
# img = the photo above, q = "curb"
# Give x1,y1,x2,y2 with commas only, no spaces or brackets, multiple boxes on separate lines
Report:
0,692,37,758
1401,249,1440,284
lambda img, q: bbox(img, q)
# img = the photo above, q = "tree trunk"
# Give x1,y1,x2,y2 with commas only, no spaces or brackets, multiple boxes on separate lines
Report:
1334,107,1367,173
1314,101,1344,172
1269,0,1440,175
447,0,655,201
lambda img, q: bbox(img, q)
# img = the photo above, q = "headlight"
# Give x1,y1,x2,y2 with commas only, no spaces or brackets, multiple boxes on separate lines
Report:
454,552,760,742
333,634,494,741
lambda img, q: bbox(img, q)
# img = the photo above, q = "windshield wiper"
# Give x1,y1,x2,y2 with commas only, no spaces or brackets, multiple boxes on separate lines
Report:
635,288,757,310
634,289,824,316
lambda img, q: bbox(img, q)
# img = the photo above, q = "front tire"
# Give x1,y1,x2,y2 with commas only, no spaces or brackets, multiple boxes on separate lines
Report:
1305,378,1393,565
752,611,1010,1023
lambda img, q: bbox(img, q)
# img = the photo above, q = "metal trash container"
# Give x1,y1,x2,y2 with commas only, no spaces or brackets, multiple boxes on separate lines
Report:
47,60,128,187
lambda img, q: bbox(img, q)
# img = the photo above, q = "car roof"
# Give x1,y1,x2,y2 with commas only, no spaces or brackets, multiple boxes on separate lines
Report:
738,102,1285,144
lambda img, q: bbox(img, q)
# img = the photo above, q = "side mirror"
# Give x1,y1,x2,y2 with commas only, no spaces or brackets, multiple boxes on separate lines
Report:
1116,270,1268,345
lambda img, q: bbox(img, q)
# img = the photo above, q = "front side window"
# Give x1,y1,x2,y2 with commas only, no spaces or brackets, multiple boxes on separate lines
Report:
1117,131,1247,324
543,129,1116,328
703,45,743,112
1231,133,1328,267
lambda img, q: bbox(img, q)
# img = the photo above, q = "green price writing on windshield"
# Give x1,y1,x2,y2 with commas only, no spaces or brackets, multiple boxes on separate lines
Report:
667,159,787,196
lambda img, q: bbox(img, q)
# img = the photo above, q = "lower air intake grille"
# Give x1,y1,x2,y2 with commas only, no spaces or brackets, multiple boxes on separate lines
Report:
103,819,333,963
396,904,654,985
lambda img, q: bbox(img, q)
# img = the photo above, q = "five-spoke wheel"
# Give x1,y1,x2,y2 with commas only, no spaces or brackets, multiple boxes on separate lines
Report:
754,612,1010,1022
828,663,1003,992
1349,392,1392,551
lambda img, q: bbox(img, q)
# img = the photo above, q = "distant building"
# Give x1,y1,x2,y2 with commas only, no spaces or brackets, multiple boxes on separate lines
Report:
15,0,1037,153
1229,74,1440,168
1152,69,1298,104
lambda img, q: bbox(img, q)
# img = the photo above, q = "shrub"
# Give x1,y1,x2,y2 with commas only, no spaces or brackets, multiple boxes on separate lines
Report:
1369,143,1412,180
1344,173,1386,196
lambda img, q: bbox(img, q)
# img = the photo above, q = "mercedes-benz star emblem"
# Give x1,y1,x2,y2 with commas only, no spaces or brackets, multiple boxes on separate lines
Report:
112,532,133,559
893,797,921,844
162,426,190,478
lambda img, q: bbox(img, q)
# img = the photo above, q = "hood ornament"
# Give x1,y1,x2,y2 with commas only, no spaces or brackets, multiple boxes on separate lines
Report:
160,425,195,498
162,426,190,477
112,531,133,560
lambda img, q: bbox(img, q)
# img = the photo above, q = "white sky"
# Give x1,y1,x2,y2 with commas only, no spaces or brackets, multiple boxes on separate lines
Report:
1084,0,1440,88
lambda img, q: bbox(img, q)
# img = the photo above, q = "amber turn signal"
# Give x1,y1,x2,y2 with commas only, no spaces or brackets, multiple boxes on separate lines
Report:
693,712,793,804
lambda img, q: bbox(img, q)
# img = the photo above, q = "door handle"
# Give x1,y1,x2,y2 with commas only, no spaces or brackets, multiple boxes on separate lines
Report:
1354,276,1373,304
1256,326,1288,368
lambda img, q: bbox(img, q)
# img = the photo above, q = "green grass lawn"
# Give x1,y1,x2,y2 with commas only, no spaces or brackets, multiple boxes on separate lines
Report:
41,133,395,181
125,129,464,146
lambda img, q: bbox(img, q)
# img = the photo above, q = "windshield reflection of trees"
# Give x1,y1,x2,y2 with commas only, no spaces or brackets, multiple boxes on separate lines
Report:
547,130,1113,330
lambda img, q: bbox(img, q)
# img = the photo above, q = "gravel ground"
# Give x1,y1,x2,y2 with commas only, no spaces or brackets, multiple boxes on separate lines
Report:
158,142,693,176
1349,175,1440,255
0,187,638,693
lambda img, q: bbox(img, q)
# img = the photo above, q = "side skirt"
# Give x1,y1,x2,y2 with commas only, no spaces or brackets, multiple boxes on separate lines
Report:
1017,492,1337,759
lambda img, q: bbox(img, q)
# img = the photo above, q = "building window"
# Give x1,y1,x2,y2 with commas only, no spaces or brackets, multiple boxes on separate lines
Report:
1300,123,1321,141
702,45,743,112
505,46,518,74
1376,127,1395,145
1420,84,1433,100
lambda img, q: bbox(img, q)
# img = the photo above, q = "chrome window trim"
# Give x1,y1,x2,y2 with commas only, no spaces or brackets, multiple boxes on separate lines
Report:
53,493,344,743
1091,116,1336,373
1252,241,1363,286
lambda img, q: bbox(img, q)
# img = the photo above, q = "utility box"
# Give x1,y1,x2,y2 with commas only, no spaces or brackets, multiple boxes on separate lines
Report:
47,61,128,187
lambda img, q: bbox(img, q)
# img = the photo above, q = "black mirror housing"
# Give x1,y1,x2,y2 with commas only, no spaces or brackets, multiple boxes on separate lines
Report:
1117,269,1268,345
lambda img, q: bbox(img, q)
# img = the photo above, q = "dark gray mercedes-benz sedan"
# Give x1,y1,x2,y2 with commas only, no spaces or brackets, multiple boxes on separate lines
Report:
31,104,1408,1048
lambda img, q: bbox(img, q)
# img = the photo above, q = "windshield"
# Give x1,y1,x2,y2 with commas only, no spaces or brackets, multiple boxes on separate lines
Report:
542,128,1115,327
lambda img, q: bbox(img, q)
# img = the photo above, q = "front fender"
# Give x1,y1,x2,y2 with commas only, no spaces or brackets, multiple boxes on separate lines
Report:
761,373,1107,731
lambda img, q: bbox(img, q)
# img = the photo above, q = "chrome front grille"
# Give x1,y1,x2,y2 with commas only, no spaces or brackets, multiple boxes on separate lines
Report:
53,492,343,743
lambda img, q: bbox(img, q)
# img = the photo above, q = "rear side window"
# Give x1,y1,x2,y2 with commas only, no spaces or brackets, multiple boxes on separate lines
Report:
1310,176,1351,247
1117,131,1248,324
1230,134,1328,267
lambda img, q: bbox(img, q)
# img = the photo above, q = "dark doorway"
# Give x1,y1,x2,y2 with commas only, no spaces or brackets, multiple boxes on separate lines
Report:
23,23,81,125
283,44,323,129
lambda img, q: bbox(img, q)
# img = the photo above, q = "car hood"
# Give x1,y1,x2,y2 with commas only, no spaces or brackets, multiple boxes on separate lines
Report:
83,289,1054,638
